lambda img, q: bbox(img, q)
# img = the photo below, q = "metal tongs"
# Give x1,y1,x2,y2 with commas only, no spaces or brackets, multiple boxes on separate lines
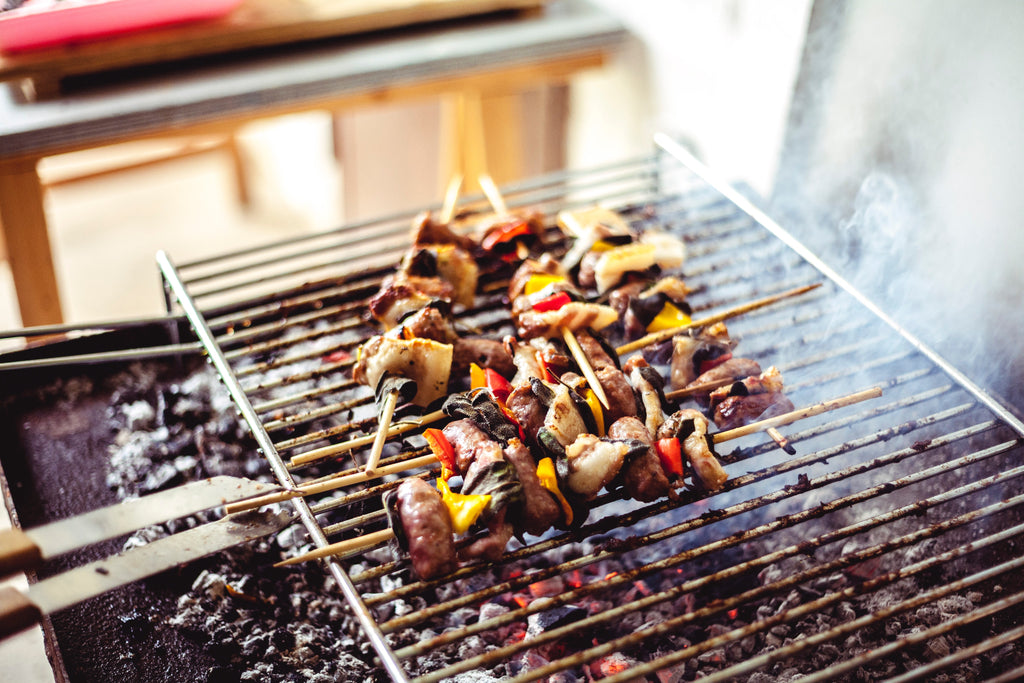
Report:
0,476,292,640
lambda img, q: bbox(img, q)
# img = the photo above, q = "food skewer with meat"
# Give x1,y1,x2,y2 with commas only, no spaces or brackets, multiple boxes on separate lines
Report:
271,387,883,577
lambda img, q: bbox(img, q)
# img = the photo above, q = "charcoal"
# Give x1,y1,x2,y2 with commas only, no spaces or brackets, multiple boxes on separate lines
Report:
525,605,587,639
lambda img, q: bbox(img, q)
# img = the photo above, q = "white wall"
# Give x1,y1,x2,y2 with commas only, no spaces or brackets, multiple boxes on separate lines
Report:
568,0,813,197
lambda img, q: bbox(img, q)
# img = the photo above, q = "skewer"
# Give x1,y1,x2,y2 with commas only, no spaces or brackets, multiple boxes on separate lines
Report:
440,174,463,224
225,453,439,514
710,386,882,443
766,427,796,455
290,408,446,467
615,283,822,356
365,389,399,473
271,387,883,566
562,326,611,409
664,376,737,401
477,174,508,216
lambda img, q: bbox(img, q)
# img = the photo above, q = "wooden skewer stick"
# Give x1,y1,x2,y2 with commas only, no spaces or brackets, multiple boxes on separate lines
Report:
365,389,399,473
711,386,882,444
440,174,463,224
664,376,737,401
478,174,508,216
562,326,611,409
616,283,822,356
766,427,796,455
225,453,439,514
290,409,446,467
275,528,395,567
274,387,884,566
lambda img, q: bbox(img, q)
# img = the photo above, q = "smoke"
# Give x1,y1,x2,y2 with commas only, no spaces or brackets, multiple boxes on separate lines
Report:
770,1,1024,413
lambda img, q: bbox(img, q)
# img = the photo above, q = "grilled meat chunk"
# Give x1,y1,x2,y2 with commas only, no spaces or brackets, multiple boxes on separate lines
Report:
452,338,516,379
506,384,546,447
396,478,457,580
684,357,764,404
503,438,561,535
607,416,670,502
410,210,477,251
460,508,515,562
399,306,459,344
713,392,795,431
369,276,452,329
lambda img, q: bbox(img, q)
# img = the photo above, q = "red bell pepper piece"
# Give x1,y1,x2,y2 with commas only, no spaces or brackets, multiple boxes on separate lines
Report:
655,438,684,478
532,291,572,313
485,368,513,405
698,352,732,376
423,428,458,479
481,218,531,251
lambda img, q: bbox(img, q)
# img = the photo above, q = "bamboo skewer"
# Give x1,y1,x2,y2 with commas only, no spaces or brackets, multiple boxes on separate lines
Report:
709,386,882,443
225,453,439,514
440,174,464,224
562,326,611,409
664,376,738,401
616,283,822,356
365,389,399,473
269,387,883,566
478,174,508,216
290,409,446,467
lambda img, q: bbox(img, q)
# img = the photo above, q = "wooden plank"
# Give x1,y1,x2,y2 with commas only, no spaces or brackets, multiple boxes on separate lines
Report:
0,0,544,86
0,158,63,326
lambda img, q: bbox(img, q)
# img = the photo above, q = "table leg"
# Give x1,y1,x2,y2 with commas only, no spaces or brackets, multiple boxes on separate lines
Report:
0,158,64,326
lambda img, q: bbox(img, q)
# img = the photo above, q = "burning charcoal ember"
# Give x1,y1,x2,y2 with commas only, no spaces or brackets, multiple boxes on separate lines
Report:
525,605,588,640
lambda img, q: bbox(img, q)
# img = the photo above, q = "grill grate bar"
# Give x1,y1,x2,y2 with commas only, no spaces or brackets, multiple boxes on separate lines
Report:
393,433,1019,662
585,514,1024,683
803,594,1024,683
369,411,1006,626
416,457,1024,682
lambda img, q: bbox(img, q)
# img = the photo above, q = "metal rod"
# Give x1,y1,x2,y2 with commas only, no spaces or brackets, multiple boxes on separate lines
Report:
155,250,411,683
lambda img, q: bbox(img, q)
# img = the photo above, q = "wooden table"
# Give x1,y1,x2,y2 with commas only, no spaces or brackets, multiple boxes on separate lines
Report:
0,1,625,326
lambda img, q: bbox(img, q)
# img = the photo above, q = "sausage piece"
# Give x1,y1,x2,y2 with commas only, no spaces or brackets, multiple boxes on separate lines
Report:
607,416,670,502
396,478,457,580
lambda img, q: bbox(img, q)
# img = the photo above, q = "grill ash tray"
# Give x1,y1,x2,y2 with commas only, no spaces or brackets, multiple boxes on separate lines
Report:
1,342,382,682
0,351,228,682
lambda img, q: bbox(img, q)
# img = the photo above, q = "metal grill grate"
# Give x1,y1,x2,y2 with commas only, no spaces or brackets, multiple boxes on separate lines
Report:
153,139,1024,682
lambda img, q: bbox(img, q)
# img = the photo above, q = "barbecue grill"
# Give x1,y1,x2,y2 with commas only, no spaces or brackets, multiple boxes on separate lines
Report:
3,135,1024,682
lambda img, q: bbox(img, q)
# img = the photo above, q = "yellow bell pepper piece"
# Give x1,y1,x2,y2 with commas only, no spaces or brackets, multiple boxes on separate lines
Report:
436,478,491,535
469,362,486,390
584,387,605,437
536,457,574,526
589,239,616,252
523,273,567,296
646,301,692,333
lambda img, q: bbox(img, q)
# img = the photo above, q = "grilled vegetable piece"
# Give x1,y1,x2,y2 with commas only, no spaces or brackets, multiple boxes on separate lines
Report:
353,335,452,407
392,478,458,580
658,409,728,491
